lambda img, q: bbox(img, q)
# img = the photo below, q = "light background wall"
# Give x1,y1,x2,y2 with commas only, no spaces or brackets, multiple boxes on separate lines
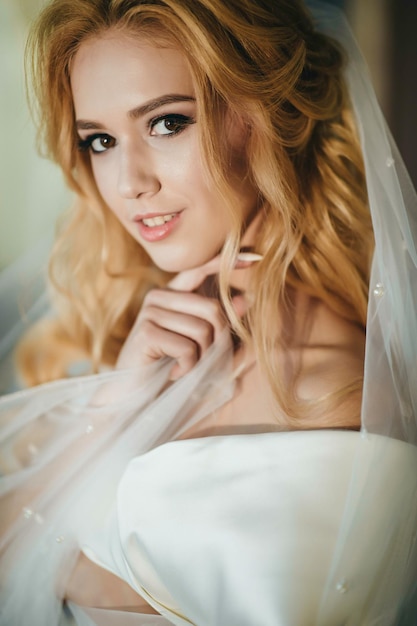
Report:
0,0,69,271
0,0,415,270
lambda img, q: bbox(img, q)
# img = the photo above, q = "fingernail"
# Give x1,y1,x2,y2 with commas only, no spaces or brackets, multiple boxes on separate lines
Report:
236,252,264,263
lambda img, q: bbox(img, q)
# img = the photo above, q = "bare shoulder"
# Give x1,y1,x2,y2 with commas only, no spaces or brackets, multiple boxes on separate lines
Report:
292,293,366,429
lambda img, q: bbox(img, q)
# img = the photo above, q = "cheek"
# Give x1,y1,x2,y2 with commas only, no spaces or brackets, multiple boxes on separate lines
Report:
165,137,204,186
164,148,216,208
91,160,119,208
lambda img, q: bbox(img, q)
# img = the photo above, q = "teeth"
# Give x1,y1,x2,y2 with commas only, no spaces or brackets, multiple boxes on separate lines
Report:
142,213,176,227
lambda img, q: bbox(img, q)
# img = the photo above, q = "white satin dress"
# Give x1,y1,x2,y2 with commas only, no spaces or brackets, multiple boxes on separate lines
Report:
68,430,417,626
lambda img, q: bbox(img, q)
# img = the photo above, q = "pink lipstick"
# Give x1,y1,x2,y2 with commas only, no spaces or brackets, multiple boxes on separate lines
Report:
134,211,181,242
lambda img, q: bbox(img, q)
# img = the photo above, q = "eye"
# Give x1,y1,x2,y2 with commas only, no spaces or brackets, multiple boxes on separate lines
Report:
78,133,116,154
149,114,194,137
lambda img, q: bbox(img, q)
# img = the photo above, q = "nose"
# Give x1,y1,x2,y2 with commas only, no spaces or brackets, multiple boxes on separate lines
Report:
117,144,160,199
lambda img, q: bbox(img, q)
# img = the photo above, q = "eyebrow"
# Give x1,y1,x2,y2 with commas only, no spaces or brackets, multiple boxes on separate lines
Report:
75,94,196,130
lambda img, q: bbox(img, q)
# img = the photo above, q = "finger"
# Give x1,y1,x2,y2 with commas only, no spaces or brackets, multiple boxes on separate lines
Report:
141,306,218,355
167,254,222,292
168,252,264,292
143,291,226,341
138,323,200,379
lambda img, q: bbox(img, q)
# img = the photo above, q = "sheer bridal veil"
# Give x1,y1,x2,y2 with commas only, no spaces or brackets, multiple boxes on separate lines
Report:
0,1,416,624
310,3,417,622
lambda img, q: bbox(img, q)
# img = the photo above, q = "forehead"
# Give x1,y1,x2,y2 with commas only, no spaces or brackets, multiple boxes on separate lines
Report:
70,33,195,115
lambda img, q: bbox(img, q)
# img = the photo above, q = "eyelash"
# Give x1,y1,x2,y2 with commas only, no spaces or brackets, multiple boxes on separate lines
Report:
77,134,114,154
149,113,195,137
77,114,195,154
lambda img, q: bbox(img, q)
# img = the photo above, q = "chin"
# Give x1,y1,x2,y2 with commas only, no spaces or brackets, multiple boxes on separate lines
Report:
152,259,198,274
150,250,218,274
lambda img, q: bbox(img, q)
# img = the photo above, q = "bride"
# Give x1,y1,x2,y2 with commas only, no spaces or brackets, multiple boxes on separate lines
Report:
1,0,416,624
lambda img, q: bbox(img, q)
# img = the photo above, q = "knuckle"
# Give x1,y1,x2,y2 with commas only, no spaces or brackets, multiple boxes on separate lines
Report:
142,290,154,306
183,341,198,360
141,304,158,321
198,321,213,345
142,288,163,307
136,318,156,340
206,299,226,327
207,298,222,317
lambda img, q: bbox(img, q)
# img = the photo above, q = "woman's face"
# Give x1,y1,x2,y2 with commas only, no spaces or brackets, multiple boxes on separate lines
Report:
71,33,258,272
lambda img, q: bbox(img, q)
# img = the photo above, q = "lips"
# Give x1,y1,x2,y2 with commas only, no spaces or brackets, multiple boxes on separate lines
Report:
134,211,182,242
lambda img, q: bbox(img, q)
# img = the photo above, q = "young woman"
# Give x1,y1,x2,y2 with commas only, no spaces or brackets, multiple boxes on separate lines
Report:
1,1,416,624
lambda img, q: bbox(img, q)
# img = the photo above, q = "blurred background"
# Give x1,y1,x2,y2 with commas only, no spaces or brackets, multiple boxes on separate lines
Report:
0,0,416,270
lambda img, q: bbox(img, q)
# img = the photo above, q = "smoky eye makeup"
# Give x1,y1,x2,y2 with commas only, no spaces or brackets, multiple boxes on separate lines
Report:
76,111,196,154
148,113,196,137
77,133,116,154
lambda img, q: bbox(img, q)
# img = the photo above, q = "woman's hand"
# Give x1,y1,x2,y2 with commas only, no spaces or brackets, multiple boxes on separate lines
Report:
116,254,254,380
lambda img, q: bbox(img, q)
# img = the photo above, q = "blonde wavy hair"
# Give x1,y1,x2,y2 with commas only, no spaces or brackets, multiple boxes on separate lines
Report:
19,0,372,424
